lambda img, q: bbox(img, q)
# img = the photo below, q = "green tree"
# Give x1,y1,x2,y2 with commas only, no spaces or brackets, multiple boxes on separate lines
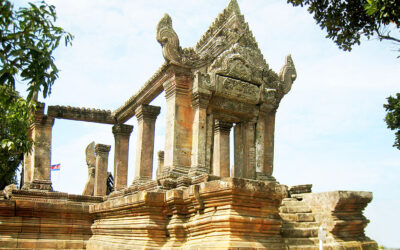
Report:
384,94,400,150
0,86,33,189
287,0,399,53
287,0,400,149
0,0,72,189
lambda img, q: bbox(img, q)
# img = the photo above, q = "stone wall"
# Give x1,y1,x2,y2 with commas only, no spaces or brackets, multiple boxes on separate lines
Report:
0,190,102,249
87,178,287,249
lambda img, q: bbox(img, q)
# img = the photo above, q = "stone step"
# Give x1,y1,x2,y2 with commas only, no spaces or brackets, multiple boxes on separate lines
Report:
286,245,319,250
280,213,315,222
281,200,306,207
282,198,298,202
282,221,319,229
284,237,319,246
280,205,312,213
281,227,318,237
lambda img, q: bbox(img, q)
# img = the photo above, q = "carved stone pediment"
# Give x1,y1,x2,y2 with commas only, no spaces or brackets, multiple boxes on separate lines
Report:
155,0,297,110
209,44,268,86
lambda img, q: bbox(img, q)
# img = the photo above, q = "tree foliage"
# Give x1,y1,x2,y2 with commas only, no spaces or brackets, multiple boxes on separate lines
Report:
0,0,72,189
0,86,34,189
384,93,400,150
287,0,400,53
0,0,73,100
288,0,400,150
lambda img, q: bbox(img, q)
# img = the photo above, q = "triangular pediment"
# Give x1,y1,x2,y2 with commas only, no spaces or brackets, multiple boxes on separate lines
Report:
195,0,270,85
156,0,295,89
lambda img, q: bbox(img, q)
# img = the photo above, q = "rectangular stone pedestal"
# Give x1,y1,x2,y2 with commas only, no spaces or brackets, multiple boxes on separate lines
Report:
87,178,287,249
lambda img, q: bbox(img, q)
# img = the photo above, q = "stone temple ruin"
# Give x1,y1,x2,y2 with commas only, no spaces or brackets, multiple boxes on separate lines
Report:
0,1,378,249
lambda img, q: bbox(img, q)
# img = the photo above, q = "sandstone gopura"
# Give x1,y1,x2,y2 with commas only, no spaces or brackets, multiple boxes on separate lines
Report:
0,0,377,249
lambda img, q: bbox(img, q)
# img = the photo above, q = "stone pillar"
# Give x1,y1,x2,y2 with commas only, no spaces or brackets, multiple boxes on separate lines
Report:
134,104,160,182
23,128,33,188
156,151,164,179
256,106,276,180
244,121,256,179
189,93,210,176
162,66,193,179
212,120,232,177
94,144,111,196
23,103,55,191
234,121,256,179
233,123,244,178
112,124,133,190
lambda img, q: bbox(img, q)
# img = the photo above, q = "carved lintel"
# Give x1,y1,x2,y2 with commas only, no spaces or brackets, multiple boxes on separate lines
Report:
47,105,115,124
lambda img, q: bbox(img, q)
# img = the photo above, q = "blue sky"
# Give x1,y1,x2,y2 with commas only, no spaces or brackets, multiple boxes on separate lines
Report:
14,0,400,247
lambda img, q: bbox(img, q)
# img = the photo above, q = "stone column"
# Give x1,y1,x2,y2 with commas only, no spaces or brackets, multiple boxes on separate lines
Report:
162,66,193,179
212,120,232,177
156,151,164,179
256,106,276,180
233,123,244,178
23,128,33,188
244,121,256,179
24,103,55,191
94,144,111,196
134,104,160,182
189,93,210,177
234,121,256,179
112,124,133,190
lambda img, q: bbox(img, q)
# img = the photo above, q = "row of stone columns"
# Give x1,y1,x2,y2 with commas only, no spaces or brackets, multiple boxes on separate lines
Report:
23,89,275,194
158,68,277,181
107,104,161,191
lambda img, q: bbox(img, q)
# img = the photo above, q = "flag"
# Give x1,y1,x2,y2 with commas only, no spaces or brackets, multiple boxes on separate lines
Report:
51,164,61,171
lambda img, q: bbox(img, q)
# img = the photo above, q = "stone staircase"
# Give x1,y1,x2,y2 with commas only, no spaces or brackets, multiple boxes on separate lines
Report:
280,185,320,249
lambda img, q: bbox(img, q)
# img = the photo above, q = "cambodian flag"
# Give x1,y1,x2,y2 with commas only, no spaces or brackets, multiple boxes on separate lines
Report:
51,164,61,171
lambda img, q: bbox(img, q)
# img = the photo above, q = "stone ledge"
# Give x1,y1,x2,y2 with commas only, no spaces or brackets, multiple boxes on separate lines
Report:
48,105,115,124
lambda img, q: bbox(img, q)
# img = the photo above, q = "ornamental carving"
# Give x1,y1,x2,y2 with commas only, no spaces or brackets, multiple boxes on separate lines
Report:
209,44,268,86
156,14,207,68
278,55,297,95
214,75,260,105
85,141,96,167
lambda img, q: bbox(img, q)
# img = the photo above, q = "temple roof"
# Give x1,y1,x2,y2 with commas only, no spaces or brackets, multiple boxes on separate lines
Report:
113,0,296,123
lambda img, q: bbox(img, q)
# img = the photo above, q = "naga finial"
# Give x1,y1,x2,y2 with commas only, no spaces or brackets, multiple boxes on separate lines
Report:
278,54,297,94
156,14,183,65
85,141,96,167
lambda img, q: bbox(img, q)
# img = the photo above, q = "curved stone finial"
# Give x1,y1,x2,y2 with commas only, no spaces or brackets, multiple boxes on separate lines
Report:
278,54,297,94
156,14,183,65
85,141,96,167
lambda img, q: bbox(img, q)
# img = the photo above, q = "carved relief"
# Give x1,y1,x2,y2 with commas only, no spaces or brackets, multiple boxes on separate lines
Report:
83,142,96,196
214,75,260,104
194,71,213,91
156,14,207,68
209,44,268,86
278,55,297,95
156,14,183,65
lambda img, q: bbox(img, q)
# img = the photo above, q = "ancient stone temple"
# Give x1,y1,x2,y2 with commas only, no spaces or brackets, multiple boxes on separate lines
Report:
0,1,378,249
